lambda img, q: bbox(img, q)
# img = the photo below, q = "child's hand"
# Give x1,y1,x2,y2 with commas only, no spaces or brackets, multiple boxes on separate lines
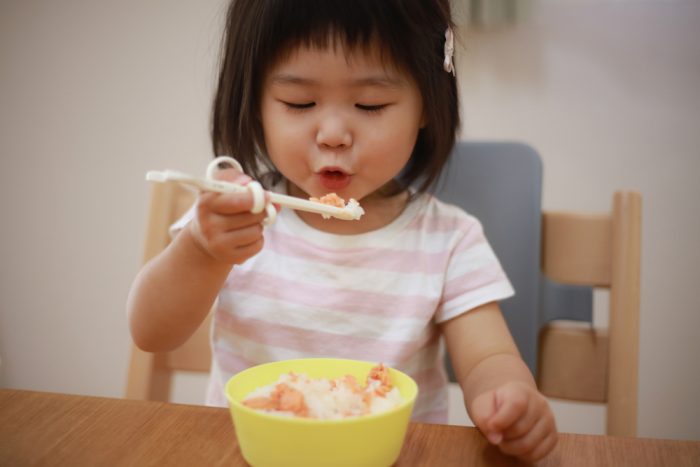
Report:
469,381,557,462
188,168,269,265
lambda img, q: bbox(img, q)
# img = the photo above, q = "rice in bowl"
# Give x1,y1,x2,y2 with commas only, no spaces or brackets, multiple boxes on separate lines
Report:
242,363,403,419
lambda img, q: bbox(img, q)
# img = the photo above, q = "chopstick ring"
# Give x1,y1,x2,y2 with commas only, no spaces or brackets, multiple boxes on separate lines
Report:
205,156,276,224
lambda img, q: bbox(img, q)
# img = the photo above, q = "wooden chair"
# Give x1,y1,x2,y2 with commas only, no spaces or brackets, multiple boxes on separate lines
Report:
438,142,641,437
125,145,642,438
537,191,642,437
124,182,211,401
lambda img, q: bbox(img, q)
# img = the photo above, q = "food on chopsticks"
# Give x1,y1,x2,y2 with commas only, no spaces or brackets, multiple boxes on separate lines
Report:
309,193,346,209
307,192,363,220
242,363,402,419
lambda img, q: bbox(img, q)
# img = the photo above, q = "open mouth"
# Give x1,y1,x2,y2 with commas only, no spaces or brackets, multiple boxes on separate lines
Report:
318,168,352,191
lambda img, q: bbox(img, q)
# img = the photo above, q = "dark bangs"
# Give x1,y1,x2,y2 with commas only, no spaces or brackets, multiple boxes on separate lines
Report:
212,0,459,194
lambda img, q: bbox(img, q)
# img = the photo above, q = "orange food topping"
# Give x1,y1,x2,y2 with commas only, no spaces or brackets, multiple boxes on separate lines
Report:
309,193,345,208
243,382,309,417
367,363,393,395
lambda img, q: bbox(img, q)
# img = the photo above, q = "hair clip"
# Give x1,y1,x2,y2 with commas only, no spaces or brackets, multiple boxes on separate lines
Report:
444,27,456,76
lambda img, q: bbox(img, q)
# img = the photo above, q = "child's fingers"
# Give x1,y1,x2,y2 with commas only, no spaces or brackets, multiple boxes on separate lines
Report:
205,225,265,264
200,189,258,217
472,384,558,461
202,211,265,241
202,169,272,217
223,231,265,260
500,394,542,440
469,390,498,431
526,430,558,462
469,391,504,445
197,196,266,233
498,415,557,461
208,209,267,232
221,222,264,246
499,415,548,454
210,167,252,184
487,385,529,434
203,166,253,212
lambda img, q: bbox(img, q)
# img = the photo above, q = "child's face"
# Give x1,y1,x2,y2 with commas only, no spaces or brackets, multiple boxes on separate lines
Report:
260,41,424,202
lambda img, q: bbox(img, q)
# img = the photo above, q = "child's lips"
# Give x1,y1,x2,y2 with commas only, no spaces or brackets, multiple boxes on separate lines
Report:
318,169,352,191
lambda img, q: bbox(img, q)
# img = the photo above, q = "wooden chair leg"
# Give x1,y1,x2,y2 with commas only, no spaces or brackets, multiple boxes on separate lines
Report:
125,345,172,401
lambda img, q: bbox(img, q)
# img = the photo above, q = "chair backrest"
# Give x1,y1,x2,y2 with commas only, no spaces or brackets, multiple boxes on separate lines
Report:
124,182,211,401
436,141,641,437
435,142,543,375
537,191,642,436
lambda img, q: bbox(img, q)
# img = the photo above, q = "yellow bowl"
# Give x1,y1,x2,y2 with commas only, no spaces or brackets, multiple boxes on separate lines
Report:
225,358,418,467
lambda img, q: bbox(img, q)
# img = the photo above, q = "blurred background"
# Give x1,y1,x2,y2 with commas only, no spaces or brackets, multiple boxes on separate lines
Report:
1,0,698,441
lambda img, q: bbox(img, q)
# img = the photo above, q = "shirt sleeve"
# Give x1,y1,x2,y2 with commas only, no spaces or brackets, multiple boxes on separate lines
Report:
434,217,515,323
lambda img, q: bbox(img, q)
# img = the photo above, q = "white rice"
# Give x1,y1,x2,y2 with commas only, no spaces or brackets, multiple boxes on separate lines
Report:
244,372,403,420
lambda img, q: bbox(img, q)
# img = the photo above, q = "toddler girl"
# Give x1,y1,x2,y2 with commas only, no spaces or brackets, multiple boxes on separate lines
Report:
127,0,557,461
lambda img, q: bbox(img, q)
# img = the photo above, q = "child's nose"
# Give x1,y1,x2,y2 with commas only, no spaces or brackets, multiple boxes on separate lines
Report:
316,114,352,149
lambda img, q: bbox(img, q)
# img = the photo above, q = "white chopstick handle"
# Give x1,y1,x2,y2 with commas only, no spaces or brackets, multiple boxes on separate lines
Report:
146,157,363,222
206,156,274,223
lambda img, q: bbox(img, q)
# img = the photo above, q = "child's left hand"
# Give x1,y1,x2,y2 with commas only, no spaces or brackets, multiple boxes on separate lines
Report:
469,381,558,462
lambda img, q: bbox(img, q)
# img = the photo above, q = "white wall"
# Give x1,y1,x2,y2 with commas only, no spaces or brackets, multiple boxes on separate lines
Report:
1,0,698,441
0,0,225,395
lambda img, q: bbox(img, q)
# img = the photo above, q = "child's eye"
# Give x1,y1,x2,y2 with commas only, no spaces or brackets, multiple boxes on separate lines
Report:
282,101,315,111
356,103,388,113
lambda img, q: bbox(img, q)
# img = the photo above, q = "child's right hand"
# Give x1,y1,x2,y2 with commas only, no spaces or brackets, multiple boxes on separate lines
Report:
187,168,269,265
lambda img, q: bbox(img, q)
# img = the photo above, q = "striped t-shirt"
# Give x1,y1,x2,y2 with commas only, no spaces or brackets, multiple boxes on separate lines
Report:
173,192,514,423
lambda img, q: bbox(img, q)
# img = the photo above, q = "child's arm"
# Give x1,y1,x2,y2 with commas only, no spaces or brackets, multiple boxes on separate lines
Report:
126,169,268,352
440,302,558,462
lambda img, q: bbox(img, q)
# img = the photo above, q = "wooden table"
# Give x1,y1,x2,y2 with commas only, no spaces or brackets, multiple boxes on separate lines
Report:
1,389,698,466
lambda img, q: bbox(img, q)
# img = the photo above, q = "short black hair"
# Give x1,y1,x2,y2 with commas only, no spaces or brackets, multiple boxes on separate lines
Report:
211,0,459,194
